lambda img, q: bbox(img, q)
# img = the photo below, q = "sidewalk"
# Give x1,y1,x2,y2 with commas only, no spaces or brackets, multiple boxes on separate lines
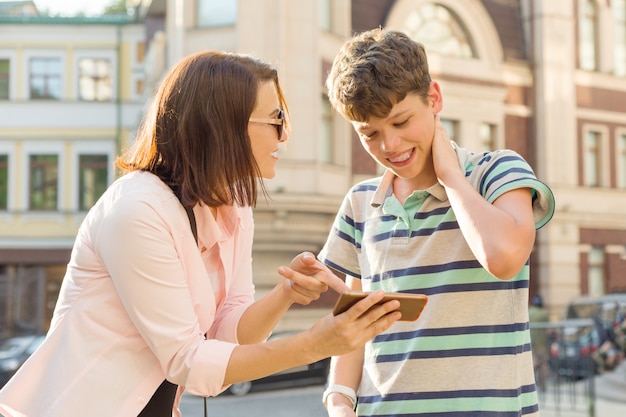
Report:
540,360,626,417
593,359,626,417
595,359,626,403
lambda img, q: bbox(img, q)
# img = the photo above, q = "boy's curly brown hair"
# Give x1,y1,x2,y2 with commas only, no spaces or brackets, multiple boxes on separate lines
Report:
326,28,431,122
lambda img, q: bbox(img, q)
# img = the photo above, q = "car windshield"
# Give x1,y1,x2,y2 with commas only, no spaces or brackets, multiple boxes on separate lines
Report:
0,336,37,358
600,304,618,322
566,301,600,319
562,326,595,343
25,335,45,355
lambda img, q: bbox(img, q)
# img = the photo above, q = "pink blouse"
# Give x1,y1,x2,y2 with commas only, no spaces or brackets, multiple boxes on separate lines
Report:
0,171,256,417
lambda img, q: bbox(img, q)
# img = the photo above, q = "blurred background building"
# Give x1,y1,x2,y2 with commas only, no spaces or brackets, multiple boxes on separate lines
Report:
0,0,145,336
0,0,625,338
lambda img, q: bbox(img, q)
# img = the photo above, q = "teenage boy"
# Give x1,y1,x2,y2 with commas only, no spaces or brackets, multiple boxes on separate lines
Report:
320,28,555,417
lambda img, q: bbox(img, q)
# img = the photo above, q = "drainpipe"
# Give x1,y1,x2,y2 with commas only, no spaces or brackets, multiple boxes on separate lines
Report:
116,23,123,158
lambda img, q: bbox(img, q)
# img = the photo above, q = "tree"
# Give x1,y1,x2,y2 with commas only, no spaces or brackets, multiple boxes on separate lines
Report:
103,0,129,15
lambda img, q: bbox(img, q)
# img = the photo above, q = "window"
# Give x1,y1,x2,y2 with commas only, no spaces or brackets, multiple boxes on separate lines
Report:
440,118,459,144
319,0,331,32
78,58,112,101
614,0,626,76
136,79,144,96
588,246,605,297
197,0,237,27
579,0,598,71
0,154,7,210
136,41,146,63
319,96,333,164
618,133,626,188
584,130,601,186
29,155,58,211
479,123,495,152
79,154,108,210
402,3,475,58
29,57,62,100
0,59,8,100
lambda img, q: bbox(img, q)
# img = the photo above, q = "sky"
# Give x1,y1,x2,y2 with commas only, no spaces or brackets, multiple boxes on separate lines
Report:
31,0,112,16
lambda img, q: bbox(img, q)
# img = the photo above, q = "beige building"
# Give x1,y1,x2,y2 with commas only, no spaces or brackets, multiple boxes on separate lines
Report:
137,0,358,330
1,0,625,337
136,0,626,326
0,2,145,337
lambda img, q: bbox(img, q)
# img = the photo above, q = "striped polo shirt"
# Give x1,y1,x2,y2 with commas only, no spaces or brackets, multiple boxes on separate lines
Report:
319,145,555,417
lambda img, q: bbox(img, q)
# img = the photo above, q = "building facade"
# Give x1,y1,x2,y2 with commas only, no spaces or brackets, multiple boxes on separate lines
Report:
1,0,625,337
137,0,626,326
0,3,145,337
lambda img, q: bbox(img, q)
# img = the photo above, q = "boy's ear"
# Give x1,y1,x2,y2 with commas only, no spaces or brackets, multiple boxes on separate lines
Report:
428,81,443,113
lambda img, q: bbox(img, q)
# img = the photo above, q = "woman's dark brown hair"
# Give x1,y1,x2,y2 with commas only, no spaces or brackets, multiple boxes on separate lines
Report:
116,50,289,207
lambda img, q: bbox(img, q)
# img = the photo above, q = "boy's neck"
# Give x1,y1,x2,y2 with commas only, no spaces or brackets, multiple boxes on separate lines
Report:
392,173,438,205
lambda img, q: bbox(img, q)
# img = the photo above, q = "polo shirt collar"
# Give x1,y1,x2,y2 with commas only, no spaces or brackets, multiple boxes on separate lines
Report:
370,169,448,208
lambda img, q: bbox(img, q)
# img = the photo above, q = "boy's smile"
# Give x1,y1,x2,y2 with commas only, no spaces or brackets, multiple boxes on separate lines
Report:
351,83,443,191
387,148,415,166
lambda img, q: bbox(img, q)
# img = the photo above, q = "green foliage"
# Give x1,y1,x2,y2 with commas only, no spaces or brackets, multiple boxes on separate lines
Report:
103,0,129,15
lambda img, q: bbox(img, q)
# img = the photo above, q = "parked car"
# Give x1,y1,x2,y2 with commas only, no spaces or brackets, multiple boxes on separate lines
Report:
225,330,330,396
0,334,45,387
548,318,600,379
559,295,625,373
598,293,626,354
565,296,604,320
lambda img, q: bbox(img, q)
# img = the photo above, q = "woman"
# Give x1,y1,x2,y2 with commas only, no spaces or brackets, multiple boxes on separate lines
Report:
0,51,401,417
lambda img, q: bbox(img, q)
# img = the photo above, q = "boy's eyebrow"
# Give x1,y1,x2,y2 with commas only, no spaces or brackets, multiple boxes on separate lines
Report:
354,123,374,135
389,108,411,120
355,109,413,132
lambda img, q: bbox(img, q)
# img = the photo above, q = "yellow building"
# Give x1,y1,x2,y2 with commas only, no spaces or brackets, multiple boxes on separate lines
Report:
0,2,145,337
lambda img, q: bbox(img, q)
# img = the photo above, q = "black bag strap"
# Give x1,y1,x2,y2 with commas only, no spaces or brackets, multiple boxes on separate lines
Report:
138,200,206,417
137,380,177,417
185,206,198,243
181,205,209,416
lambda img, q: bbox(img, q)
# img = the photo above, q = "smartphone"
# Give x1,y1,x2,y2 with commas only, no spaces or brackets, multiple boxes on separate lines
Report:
332,291,428,322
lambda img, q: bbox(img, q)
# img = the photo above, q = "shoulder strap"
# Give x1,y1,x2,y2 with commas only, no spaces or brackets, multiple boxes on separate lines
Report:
181,204,207,417
184,206,198,245
169,182,198,246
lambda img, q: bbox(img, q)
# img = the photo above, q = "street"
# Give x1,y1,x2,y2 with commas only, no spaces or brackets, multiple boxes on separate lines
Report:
179,363,626,417
180,385,327,417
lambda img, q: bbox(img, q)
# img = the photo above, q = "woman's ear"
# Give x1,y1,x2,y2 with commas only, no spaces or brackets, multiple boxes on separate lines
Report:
428,81,443,113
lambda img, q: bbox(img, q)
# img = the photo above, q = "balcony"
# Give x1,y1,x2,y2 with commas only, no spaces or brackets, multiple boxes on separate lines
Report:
0,99,145,130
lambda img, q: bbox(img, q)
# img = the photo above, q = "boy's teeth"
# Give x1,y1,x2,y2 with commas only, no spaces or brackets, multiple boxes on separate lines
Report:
390,150,411,163
271,151,278,157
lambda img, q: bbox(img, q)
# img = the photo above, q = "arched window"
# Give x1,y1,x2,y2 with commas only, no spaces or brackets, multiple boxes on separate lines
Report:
578,0,598,71
387,1,505,152
401,3,476,58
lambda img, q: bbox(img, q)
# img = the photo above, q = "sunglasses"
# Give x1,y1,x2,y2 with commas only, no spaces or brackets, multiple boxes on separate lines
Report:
249,109,284,140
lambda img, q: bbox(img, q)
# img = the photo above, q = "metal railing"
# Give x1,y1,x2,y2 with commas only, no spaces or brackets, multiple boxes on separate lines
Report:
531,319,596,416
